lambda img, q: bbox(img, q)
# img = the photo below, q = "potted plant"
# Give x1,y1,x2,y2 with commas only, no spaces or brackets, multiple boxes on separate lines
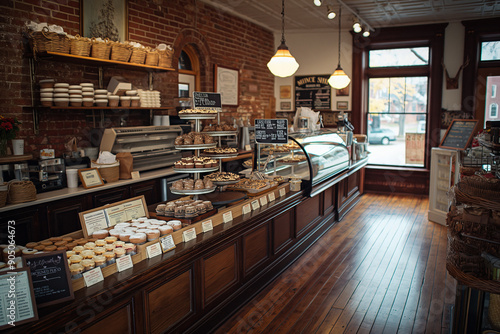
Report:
0,115,21,157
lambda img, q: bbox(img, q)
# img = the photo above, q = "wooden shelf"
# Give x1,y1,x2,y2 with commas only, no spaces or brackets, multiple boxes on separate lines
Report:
44,106,171,110
36,51,175,72
0,154,33,163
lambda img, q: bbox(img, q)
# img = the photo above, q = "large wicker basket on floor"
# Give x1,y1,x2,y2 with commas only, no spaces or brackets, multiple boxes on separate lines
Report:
91,160,120,183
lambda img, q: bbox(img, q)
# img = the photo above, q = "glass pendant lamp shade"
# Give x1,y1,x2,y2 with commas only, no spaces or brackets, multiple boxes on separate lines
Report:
328,65,351,89
267,42,299,77
268,0,299,78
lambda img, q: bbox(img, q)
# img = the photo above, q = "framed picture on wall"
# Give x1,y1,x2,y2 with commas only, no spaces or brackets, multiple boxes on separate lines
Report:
280,85,291,99
280,101,291,110
215,64,239,106
336,86,350,96
337,101,349,110
81,0,128,42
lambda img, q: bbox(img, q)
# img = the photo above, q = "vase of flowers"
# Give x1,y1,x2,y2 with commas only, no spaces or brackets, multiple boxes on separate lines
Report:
0,115,21,157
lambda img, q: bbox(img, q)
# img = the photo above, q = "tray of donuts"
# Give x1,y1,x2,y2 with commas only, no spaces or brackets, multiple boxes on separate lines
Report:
149,198,216,225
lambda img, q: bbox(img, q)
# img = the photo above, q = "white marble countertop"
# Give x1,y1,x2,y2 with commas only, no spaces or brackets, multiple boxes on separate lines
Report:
0,167,180,212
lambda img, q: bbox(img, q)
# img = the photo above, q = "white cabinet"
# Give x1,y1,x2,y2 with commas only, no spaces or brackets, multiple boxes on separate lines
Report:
428,147,460,225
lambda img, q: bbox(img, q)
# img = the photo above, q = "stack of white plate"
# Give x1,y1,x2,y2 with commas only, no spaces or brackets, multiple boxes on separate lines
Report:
94,89,108,107
53,82,69,107
138,89,161,108
81,83,94,107
69,84,82,107
40,86,54,106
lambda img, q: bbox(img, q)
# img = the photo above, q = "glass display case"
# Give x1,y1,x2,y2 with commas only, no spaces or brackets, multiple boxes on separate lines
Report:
256,129,350,192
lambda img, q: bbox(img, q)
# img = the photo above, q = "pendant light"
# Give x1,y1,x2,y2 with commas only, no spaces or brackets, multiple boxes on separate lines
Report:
267,0,299,78
328,7,351,89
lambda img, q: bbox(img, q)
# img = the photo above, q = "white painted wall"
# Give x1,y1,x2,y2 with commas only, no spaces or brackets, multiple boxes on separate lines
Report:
272,23,465,113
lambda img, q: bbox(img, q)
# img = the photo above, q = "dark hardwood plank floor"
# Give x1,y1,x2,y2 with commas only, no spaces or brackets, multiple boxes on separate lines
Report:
215,193,456,334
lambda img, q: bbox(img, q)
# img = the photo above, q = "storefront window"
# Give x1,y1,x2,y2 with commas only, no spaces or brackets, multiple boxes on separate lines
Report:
480,41,500,61
369,47,429,67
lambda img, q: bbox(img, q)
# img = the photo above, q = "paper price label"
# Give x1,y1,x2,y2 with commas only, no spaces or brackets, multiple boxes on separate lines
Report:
116,255,133,272
83,267,104,287
242,203,251,215
160,234,176,252
202,220,213,233
251,200,260,211
268,192,276,202
279,188,286,197
260,196,268,206
223,211,233,223
183,227,197,242
146,243,162,258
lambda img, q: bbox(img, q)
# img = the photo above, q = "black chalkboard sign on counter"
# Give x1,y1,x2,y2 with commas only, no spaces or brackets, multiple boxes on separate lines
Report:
192,92,222,111
439,119,478,150
255,119,288,144
23,250,74,308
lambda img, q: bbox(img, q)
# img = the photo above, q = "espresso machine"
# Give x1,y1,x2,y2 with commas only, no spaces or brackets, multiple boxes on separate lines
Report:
28,158,66,193
337,111,354,146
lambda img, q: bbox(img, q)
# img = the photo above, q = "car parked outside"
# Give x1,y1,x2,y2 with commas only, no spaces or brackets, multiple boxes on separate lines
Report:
368,128,397,145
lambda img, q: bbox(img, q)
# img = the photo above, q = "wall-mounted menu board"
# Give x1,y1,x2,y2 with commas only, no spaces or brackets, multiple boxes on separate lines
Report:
255,119,288,144
439,119,478,150
295,75,331,110
23,251,74,308
193,92,222,112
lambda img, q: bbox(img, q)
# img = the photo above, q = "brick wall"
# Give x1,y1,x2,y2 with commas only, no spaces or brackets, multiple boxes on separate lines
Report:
0,0,275,157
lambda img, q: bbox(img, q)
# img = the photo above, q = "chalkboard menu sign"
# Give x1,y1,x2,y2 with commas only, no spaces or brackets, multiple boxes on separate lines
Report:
255,119,288,144
439,119,478,150
23,251,74,308
192,92,222,112
295,75,331,110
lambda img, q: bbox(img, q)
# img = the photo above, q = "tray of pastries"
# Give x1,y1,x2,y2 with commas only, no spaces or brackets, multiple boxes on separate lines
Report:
151,198,216,223
201,147,238,158
202,122,237,135
262,144,292,154
175,132,216,149
178,108,218,119
173,156,219,172
227,178,277,195
170,177,216,195
206,171,240,185
280,155,308,164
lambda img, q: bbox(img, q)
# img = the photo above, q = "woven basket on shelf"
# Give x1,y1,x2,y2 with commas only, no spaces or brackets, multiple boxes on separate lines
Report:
157,49,173,68
129,48,147,64
30,26,70,54
145,50,159,66
69,35,92,56
91,160,120,183
91,38,112,59
110,43,132,62
7,181,37,204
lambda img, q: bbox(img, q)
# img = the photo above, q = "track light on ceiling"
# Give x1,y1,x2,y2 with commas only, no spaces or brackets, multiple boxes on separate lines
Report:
267,0,299,77
362,28,370,37
353,20,362,33
313,0,322,7
327,6,336,19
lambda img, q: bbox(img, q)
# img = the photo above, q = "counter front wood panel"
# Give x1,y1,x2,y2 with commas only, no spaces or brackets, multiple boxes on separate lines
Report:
203,243,238,306
81,300,135,334
47,196,90,236
295,195,321,236
323,185,335,216
273,210,293,253
145,269,193,334
243,224,269,276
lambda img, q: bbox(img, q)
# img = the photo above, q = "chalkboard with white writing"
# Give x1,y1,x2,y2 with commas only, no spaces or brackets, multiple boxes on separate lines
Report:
192,92,222,111
439,119,478,150
23,251,74,307
255,119,288,144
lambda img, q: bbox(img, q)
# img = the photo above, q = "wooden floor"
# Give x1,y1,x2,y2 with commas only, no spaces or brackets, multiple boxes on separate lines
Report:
215,193,456,334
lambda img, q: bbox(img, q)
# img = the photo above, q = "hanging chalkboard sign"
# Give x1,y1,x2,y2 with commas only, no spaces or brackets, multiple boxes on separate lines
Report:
255,119,288,144
23,250,74,308
192,92,222,112
439,119,478,150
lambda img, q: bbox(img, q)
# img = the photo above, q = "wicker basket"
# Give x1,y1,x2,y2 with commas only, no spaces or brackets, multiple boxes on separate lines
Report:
158,49,173,68
70,35,92,57
91,160,120,183
110,43,132,62
91,38,112,60
7,181,37,204
30,26,70,54
0,184,7,208
129,48,147,64
145,50,159,66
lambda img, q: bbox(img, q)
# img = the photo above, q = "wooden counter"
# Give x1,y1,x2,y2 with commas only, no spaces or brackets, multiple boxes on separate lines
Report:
4,162,366,334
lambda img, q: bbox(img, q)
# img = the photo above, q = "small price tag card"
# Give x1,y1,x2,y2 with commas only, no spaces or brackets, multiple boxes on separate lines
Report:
83,267,104,287
245,144,252,151
160,234,176,252
131,171,140,179
260,196,268,206
223,211,233,223
202,219,213,233
251,199,260,211
146,243,162,258
182,227,197,242
242,203,251,215
268,192,276,202
116,255,133,272
279,188,286,197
